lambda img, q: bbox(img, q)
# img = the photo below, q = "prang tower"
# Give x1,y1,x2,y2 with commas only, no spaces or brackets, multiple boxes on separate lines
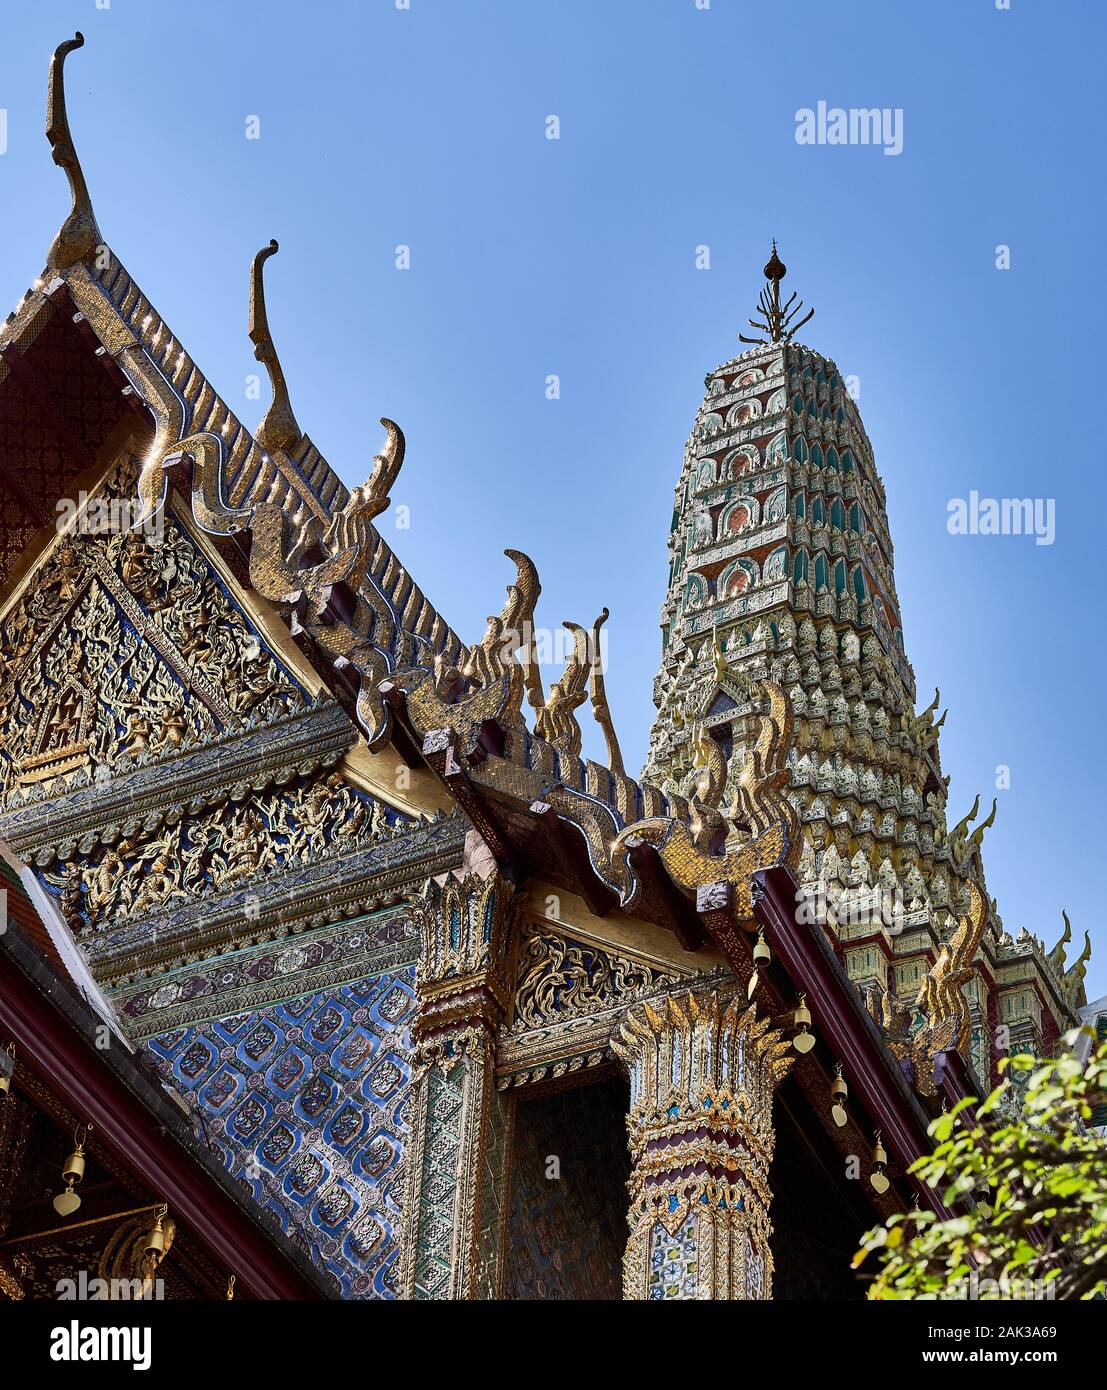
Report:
643,247,1084,1080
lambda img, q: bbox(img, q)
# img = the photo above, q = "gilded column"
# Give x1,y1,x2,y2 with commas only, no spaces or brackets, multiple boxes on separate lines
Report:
612,989,793,1300
397,833,516,1300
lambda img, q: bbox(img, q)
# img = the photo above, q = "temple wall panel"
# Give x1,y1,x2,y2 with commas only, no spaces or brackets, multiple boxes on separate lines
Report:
130,909,420,1298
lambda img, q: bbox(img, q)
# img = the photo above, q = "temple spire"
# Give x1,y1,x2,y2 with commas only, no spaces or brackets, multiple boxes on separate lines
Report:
738,240,814,346
45,32,101,274
249,240,302,455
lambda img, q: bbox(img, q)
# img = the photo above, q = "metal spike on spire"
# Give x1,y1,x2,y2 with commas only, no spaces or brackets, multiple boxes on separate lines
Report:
45,32,101,273
739,240,815,345
249,240,303,455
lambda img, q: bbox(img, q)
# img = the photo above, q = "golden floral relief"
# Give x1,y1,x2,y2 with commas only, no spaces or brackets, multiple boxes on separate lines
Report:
512,924,682,1030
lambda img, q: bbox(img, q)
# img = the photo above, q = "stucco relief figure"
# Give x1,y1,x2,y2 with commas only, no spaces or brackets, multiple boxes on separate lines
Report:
129,853,179,917
297,775,368,857
50,543,84,602
213,812,269,888
119,710,154,759
79,845,128,924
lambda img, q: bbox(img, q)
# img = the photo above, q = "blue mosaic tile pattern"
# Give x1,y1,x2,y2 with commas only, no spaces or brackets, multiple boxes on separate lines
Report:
648,1217,698,1300
148,966,416,1297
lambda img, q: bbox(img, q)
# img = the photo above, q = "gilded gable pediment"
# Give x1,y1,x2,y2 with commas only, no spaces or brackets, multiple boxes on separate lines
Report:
0,474,311,811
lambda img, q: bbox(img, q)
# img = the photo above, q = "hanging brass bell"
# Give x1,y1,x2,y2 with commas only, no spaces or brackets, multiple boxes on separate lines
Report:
53,1122,91,1216
144,1205,169,1261
792,994,815,1052
61,1147,85,1187
830,1064,848,1127
747,932,771,1000
870,1130,890,1193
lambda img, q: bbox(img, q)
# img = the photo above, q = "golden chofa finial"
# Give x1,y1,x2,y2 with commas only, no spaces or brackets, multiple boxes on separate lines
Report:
589,608,625,775
739,240,814,346
45,33,101,274
1047,910,1072,973
249,240,303,455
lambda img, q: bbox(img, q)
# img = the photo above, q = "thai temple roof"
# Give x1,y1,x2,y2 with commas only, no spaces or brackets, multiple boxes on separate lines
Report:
0,31,1095,1306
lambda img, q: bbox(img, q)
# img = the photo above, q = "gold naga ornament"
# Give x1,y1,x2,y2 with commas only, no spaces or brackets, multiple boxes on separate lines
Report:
534,621,591,757
117,228,411,743
606,679,802,930
392,553,628,776
914,879,989,1052
587,609,625,774
870,877,989,1095
394,548,543,755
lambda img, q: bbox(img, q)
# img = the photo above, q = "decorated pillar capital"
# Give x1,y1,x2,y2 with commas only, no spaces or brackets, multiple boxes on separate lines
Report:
612,987,794,1300
408,832,516,1067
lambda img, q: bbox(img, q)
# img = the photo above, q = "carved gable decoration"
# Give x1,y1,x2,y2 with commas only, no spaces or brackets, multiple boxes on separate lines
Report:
40,771,398,938
707,689,739,719
495,920,705,1088
512,923,684,1031
0,468,310,808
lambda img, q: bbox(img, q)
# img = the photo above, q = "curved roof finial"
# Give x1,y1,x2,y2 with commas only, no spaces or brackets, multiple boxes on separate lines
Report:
1047,909,1072,973
589,608,624,775
45,32,101,274
249,240,302,455
739,240,814,346
1064,930,1092,1008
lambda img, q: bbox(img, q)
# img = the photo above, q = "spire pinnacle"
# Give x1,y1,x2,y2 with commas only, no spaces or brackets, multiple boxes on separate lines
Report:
249,240,302,455
45,32,101,274
739,241,814,346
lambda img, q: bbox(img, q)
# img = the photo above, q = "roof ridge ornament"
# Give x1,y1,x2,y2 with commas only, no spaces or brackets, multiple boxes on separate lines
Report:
1064,931,1092,1009
738,240,814,346
249,239,303,455
1047,909,1072,973
45,32,101,274
588,608,625,774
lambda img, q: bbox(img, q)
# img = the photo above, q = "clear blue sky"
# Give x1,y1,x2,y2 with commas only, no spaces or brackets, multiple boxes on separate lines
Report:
2,1,1103,996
